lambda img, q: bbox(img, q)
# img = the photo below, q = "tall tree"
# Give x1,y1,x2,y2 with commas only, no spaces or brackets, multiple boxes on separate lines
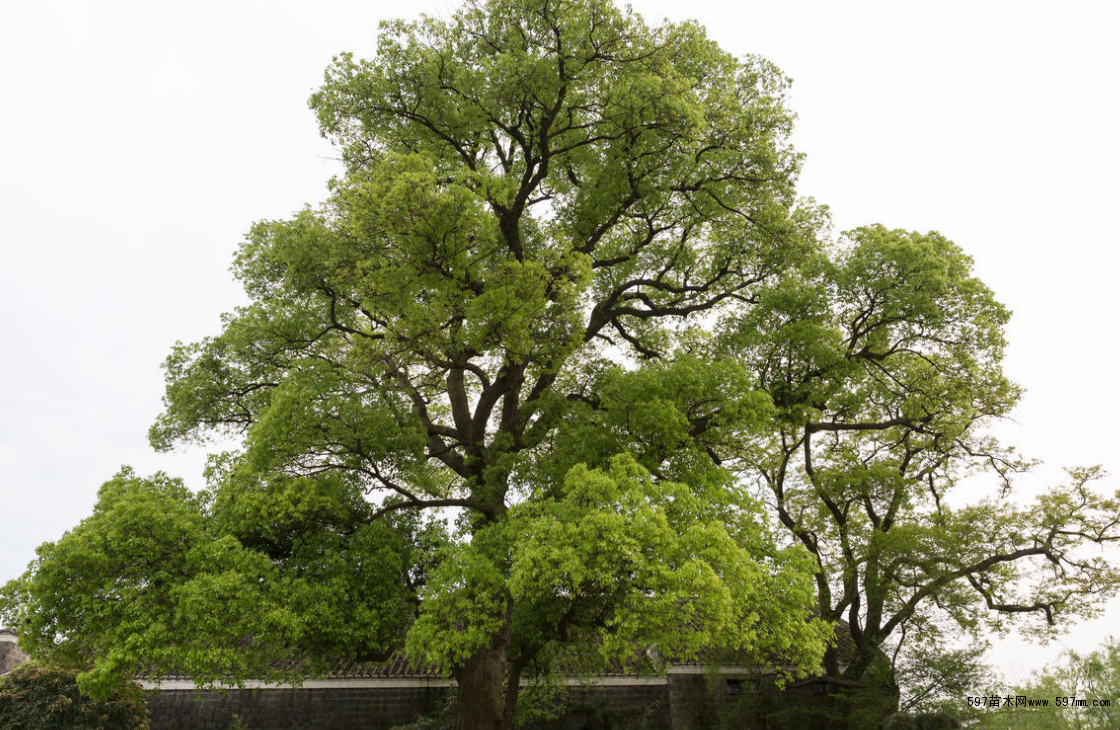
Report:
720,224,1120,686
7,2,1114,729
3,0,832,728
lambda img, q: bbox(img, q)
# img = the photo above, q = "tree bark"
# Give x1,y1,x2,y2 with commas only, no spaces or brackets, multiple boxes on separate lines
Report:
452,612,513,730
823,643,842,678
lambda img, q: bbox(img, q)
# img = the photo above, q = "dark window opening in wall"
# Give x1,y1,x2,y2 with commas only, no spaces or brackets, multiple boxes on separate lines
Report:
811,681,828,695
726,679,743,695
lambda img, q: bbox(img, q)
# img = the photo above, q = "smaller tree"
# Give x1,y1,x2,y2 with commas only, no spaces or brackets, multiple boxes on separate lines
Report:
0,468,428,696
0,664,149,730
720,225,1120,685
977,638,1120,730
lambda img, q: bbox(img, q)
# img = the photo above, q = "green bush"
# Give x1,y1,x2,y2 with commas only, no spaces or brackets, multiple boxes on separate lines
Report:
0,664,149,730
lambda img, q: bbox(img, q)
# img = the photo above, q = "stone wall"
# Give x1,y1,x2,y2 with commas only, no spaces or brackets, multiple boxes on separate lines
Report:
4,626,895,728
147,681,672,730
149,686,451,730
145,671,893,730
528,682,671,730
0,631,29,676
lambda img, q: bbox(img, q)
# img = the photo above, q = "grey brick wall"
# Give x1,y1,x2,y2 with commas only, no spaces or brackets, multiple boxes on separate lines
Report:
527,684,670,730
148,686,452,730
145,674,891,730
147,683,672,730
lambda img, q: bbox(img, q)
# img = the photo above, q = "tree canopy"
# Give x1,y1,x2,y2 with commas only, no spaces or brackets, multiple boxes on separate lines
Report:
718,224,1120,681
3,0,1119,729
4,0,831,727
976,637,1120,729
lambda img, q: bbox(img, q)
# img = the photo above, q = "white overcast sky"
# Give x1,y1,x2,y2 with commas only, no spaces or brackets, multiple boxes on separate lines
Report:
2,0,1118,683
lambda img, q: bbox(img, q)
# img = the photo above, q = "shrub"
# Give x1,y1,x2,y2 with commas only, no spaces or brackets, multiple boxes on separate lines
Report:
0,664,149,730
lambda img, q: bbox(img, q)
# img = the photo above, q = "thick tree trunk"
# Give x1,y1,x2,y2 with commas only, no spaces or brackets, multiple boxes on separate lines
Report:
501,662,524,730
840,646,876,683
452,613,513,730
823,643,842,678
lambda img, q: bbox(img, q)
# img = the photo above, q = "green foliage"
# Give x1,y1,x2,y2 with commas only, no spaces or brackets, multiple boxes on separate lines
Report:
0,664,149,730
0,468,425,696
719,223,1120,680
407,455,828,673
974,638,1120,730
883,712,961,730
6,0,1117,728
895,639,992,727
1,470,281,695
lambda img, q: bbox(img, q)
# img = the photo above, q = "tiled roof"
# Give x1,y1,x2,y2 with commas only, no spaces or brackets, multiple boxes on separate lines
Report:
650,620,860,669
301,653,446,679
141,652,446,681
142,621,864,681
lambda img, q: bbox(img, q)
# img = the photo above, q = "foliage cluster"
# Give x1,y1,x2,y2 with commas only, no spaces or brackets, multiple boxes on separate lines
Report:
0,664,149,730
974,638,1120,730
1,467,430,696
895,639,992,719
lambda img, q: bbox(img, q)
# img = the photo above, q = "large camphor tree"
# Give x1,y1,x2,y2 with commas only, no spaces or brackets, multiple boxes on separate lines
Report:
5,1,831,728
4,0,1119,729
